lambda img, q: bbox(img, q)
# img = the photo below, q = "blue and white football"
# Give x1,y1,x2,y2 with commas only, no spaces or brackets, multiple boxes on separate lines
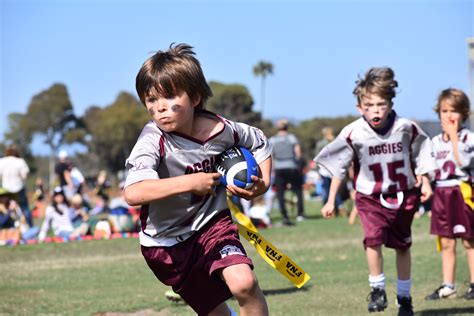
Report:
215,147,259,189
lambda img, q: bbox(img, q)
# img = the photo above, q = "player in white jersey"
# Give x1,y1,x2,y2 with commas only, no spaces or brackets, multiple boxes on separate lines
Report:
124,43,271,316
316,67,436,315
425,89,474,301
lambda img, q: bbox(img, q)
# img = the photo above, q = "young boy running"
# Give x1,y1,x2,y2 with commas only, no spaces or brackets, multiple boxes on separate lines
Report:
124,43,271,316
315,67,436,315
425,88,474,300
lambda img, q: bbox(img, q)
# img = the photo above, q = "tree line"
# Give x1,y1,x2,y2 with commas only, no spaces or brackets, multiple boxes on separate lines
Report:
1,82,356,182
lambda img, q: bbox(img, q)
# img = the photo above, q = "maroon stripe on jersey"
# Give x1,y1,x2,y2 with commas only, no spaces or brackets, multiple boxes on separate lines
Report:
140,204,149,232
221,118,240,146
233,130,240,146
462,131,468,143
408,124,418,179
218,117,240,146
347,130,360,189
159,135,165,157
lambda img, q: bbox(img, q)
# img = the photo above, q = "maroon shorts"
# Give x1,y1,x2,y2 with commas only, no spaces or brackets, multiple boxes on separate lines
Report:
430,186,474,239
356,188,420,250
141,210,253,315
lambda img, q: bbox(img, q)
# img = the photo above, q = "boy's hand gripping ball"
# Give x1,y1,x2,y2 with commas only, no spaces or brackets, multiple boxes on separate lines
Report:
215,147,259,190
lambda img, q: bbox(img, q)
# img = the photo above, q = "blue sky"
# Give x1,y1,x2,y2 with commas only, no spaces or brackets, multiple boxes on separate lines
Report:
1,0,473,154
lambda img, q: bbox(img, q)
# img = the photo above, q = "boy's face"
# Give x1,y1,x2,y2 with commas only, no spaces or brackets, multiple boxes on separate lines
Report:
145,90,199,134
357,93,392,130
439,100,463,130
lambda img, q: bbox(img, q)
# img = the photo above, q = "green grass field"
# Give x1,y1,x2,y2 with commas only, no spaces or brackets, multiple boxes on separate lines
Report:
2,199,474,316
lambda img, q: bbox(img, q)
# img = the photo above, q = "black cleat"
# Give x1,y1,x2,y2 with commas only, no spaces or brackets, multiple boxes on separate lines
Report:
464,283,474,300
396,295,414,316
425,284,456,300
367,287,387,312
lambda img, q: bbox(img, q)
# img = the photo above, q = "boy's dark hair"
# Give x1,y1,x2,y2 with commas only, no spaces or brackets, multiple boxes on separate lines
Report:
353,67,398,105
434,88,471,122
136,43,213,110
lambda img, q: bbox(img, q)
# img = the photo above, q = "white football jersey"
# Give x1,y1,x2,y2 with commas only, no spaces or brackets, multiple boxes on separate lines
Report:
432,128,474,182
124,111,272,247
315,113,437,195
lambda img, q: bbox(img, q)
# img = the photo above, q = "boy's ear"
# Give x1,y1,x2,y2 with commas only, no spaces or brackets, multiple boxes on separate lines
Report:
356,105,364,115
192,96,201,107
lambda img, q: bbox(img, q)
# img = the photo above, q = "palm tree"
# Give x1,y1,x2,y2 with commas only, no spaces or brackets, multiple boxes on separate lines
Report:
253,61,274,117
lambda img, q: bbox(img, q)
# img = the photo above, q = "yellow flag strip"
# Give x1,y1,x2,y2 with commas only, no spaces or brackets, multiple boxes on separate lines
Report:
460,181,474,210
227,196,311,288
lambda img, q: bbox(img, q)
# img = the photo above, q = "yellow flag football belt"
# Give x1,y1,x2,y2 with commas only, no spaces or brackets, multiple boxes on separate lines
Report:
227,195,311,288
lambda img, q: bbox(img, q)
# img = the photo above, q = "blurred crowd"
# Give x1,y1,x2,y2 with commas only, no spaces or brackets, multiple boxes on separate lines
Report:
0,145,140,246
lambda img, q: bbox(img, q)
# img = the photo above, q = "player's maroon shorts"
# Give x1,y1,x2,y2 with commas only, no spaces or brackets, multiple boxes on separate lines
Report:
141,210,253,315
430,186,474,239
356,187,420,250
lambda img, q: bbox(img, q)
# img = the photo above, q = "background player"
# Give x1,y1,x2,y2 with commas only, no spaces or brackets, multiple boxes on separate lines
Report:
316,67,436,315
425,88,474,301
124,43,271,316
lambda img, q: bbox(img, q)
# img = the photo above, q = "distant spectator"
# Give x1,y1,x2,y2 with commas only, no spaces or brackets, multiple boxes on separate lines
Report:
0,191,22,245
0,190,38,244
38,187,83,241
32,177,47,218
70,164,85,195
95,170,111,202
314,126,347,217
108,182,134,233
248,195,271,228
269,118,305,225
69,194,90,236
54,150,75,200
33,177,46,203
0,144,32,227
304,160,321,198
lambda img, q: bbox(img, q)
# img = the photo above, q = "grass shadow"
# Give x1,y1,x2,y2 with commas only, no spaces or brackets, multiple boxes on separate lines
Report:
416,307,474,315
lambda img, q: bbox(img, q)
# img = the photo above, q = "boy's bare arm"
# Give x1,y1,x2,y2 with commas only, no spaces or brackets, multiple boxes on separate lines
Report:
321,176,343,218
124,172,221,206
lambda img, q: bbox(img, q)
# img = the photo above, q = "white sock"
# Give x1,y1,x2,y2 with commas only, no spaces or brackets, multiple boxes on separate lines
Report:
369,273,385,290
442,282,455,289
397,279,411,297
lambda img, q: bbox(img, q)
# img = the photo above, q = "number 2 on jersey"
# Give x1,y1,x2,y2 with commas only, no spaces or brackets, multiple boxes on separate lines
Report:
434,160,456,180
